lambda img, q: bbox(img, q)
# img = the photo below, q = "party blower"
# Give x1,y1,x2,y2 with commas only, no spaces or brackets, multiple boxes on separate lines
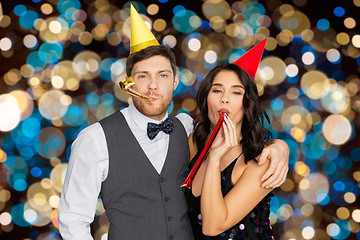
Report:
181,109,228,189
119,76,153,102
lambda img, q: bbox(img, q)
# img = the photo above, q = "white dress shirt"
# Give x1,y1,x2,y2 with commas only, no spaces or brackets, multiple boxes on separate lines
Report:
58,101,193,240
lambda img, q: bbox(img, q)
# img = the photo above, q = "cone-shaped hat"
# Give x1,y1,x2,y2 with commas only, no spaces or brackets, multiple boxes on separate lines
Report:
232,38,267,79
130,4,159,54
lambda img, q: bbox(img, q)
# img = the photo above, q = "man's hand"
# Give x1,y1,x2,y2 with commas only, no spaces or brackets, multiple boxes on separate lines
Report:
258,139,289,188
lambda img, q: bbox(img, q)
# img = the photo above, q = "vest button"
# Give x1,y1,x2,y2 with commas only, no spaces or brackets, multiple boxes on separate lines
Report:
160,177,165,183
170,235,174,240
167,216,173,221
164,197,170,202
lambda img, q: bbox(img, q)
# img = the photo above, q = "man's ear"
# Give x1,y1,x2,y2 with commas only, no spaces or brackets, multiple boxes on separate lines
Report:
173,74,179,90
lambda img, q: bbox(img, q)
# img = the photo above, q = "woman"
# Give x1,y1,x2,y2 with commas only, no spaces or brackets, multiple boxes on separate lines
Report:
185,63,274,239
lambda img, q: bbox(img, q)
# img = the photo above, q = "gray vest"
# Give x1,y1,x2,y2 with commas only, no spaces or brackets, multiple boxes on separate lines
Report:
99,111,194,240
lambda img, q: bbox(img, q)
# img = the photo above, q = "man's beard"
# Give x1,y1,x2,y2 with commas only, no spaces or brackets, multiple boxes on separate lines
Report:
133,93,173,119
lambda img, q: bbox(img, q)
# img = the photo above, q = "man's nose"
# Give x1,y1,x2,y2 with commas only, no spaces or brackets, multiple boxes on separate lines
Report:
148,76,158,90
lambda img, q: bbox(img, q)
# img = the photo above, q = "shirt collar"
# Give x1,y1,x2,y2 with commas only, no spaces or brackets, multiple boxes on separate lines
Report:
128,101,169,132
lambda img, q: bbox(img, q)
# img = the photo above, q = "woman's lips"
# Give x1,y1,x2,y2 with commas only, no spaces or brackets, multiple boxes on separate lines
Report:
218,108,229,116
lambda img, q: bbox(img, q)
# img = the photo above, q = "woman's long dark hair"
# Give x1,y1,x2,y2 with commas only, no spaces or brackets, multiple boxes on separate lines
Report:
193,64,272,163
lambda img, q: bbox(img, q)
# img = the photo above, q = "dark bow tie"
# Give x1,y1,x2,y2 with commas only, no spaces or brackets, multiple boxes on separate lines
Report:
147,117,174,140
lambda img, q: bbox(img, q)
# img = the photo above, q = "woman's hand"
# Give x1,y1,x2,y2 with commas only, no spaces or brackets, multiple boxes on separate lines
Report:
208,114,238,164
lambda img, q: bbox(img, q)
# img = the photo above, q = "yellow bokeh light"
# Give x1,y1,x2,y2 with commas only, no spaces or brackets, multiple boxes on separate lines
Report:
66,78,80,91
41,3,53,15
344,192,356,203
290,113,302,124
147,4,159,15
0,37,12,51
38,90,68,120
336,207,350,220
337,32,350,45
49,21,62,34
257,56,286,86
280,179,294,192
202,0,232,21
79,31,93,45
276,30,293,46
49,195,60,208
301,29,314,41
279,4,294,17
0,94,21,132
0,189,11,202
107,32,121,46
51,76,64,89
301,204,314,216
0,149,7,163
278,10,310,35
351,34,360,48
92,24,109,41
322,114,352,146
344,17,356,29
0,212,12,226
300,70,330,99
352,209,360,223
354,171,360,181
286,87,299,100
181,98,197,112
20,64,35,78
0,15,11,28
154,19,166,32
33,193,47,206
209,16,226,32
29,76,41,86
9,90,34,120
297,163,309,177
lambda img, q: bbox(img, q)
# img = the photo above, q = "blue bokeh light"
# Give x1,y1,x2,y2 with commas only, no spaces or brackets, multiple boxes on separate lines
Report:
14,5,27,17
19,10,39,29
317,19,330,31
333,7,345,17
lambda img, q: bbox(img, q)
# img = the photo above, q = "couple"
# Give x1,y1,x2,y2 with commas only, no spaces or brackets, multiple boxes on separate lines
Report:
58,5,289,240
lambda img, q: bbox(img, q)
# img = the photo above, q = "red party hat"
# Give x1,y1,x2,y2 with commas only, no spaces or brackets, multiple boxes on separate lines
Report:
232,38,267,79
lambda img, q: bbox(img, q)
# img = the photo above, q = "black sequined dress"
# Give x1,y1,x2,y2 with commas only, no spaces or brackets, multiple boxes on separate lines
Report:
185,152,274,240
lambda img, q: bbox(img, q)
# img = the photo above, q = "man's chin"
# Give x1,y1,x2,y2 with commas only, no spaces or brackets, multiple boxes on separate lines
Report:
134,101,166,117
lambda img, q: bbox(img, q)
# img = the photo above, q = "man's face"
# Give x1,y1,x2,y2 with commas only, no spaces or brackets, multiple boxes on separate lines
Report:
129,55,179,120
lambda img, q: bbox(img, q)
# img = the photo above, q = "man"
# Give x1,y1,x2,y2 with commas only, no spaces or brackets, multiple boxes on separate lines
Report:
58,5,289,240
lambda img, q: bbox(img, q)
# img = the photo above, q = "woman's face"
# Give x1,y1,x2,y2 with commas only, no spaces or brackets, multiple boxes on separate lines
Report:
207,70,245,132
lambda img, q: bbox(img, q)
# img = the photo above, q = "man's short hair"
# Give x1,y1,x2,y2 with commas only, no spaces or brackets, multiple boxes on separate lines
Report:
126,45,177,77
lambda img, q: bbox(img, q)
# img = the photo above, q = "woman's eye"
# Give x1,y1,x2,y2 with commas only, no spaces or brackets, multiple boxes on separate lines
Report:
233,92,242,95
212,89,222,93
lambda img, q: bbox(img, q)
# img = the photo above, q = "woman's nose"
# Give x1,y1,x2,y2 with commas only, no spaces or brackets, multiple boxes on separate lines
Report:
221,95,229,104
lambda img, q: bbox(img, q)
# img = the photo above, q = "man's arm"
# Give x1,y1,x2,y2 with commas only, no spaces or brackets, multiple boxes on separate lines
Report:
258,139,290,188
58,123,108,240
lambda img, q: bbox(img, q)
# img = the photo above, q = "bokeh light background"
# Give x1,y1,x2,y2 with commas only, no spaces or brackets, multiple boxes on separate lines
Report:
0,0,359,239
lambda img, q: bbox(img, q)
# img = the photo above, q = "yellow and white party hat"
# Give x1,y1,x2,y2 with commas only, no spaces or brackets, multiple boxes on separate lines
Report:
130,4,159,54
